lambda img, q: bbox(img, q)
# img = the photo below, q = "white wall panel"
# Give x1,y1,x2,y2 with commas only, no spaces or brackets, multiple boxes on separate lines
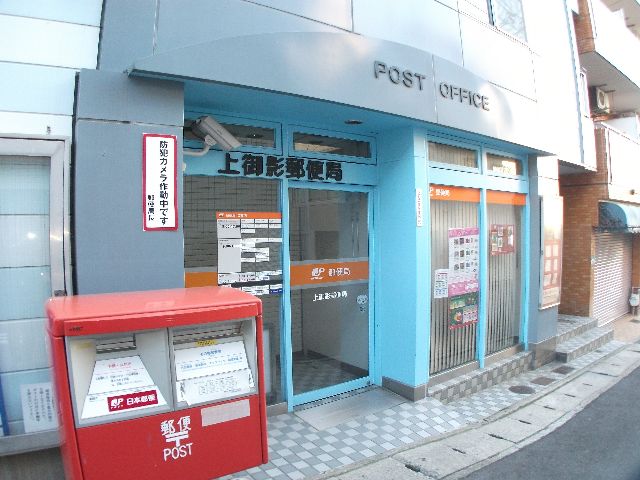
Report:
459,15,536,98
156,0,342,53
247,0,352,30
0,319,50,373
525,0,584,163
0,0,102,26
353,0,463,66
0,62,76,116
0,111,72,137
0,15,99,69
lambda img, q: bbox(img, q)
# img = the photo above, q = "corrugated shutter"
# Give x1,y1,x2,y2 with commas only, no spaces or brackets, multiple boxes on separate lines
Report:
429,199,478,374
593,233,632,325
486,203,522,355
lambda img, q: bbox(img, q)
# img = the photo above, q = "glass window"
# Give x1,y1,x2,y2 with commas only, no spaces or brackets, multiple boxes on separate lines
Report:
486,153,523,176
490,0,527,41
220,123,276,149
288,189,369,396
428,142,478,169
293,132,371,158
184,119,276,149
0,156,54,437
183,176,284,406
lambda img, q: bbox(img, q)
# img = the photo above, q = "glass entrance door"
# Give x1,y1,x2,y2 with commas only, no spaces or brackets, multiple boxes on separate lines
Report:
288,188,371,404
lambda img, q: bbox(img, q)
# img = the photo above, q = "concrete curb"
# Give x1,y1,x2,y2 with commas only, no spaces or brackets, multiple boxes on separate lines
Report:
316,341,640,480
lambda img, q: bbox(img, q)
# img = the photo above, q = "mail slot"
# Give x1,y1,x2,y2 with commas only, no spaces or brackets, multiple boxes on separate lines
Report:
46,286,268,480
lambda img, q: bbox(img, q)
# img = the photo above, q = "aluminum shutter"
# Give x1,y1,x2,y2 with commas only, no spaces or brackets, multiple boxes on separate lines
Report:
593,233,632,325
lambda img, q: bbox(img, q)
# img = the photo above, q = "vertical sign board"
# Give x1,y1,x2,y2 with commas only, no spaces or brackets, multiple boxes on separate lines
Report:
540,196,564,309
143,134,178,231
416,188,424,227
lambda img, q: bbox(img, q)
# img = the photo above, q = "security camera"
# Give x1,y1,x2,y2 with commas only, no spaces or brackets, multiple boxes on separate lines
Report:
191,115,241,151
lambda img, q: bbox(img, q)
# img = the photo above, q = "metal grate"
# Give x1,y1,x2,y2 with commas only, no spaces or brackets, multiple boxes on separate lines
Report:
172,323,242,346
429,198,478,374
486,202,522,355
95,335,136,354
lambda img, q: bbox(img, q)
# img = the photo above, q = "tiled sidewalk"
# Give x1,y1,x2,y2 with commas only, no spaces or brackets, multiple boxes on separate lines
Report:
221,341,625,480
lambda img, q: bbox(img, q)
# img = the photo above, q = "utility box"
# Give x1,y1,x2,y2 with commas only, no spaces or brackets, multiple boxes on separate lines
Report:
46,287,268,480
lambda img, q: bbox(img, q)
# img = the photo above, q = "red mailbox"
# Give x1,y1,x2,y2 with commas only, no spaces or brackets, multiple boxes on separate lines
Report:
46,287,268,480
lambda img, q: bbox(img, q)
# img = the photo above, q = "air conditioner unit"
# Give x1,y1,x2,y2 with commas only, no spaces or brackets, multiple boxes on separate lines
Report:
589,87,611,114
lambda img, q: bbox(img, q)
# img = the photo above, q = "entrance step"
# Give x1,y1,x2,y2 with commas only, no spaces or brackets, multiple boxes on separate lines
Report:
556,315,599,344
555,326,614,363
428,351,532,404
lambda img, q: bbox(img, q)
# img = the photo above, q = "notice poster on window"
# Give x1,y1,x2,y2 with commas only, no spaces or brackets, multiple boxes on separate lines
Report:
490,224,515,255
143,133,178,231
216,212,283,296
433,269,449,299
449,292,479,329
20,383,58,433
448,227,480,296
540,196,564,309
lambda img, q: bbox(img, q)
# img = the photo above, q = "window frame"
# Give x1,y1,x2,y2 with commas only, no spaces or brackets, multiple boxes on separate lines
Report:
184,110,283,156
286,125,376,166
0,135,70,455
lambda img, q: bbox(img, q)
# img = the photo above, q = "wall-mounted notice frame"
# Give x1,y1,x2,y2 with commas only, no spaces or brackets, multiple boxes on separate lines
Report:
143,133,178,231
216,211,283,296
540,196,564,309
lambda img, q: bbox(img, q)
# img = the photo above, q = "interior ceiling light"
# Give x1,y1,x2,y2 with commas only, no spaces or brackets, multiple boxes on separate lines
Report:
247,133,264,139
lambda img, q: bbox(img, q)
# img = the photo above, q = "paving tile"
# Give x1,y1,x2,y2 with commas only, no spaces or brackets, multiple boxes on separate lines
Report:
329,458,425,480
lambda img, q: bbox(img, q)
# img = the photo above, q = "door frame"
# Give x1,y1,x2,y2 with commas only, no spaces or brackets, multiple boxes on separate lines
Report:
281,179,376,409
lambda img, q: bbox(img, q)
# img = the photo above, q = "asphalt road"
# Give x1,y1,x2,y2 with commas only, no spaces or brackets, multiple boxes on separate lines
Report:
463,365,640,480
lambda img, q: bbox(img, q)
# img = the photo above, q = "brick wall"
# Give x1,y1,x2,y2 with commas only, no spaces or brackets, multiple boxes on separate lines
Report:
559,128,610,316
633,237,640,288
574,0,595,54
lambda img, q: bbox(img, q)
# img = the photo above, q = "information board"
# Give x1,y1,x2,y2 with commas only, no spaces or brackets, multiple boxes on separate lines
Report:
216,212,283,296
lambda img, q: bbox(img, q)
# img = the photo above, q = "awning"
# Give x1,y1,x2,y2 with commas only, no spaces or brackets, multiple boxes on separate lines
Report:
598,201,640,233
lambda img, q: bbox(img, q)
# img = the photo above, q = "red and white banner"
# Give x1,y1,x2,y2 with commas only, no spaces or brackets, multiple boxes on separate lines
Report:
143,133,178,230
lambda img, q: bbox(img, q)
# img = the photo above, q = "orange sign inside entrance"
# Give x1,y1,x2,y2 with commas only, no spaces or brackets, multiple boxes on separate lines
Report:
216,211,282,220
290,261,369,286
429,185,480,203
487,191,526,206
